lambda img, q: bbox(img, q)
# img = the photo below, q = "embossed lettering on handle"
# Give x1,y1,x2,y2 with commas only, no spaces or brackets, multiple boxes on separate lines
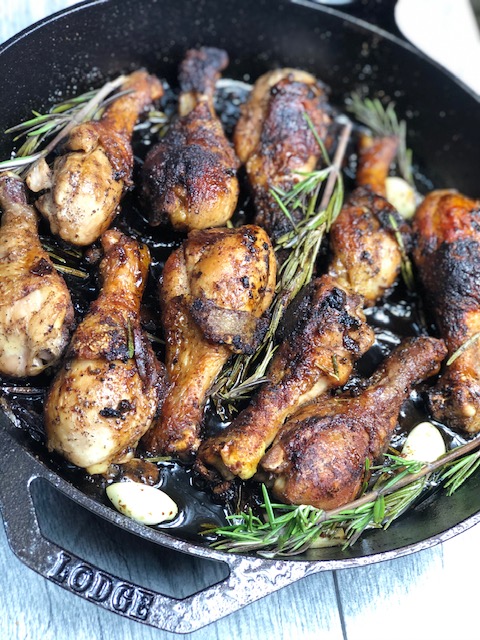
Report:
48,551,154,621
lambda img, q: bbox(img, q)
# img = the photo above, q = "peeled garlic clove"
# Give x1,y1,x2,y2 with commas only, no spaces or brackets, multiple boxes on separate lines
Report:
385,176,417,219
402,421,446,463
106,481,178,525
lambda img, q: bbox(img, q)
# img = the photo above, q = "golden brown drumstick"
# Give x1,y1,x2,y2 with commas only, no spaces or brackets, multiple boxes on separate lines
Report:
141,47,239,231
0,173,74,377
413,190,480,433
45,230,166,474
233,68,331,241
142,225,276,460
328,186,409,306
261,336,446,509
29,70,163,245
198,275,375,480
356,132,399,197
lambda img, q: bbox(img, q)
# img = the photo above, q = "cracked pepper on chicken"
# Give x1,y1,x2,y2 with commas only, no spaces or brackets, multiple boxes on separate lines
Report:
45,230,167,474
233,68,332,242
0,172,74,377
141,47,239,231
28,70,163,246
142,224,276,460
197,275,375,480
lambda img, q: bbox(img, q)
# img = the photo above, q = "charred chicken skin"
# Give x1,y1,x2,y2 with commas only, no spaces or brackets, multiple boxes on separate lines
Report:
261,336,446,509
45,230,166,474
198,274,375,481
413,190,480,433
233,68,331,241
29,70,163,246
329,186,409,306
141,47,239,231
0,173,74,377
142,224,276,460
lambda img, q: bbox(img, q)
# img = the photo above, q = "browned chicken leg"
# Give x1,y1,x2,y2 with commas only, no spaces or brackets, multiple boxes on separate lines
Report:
141,47,239,231
261,336,446,509
0,173,74,377
233,68,331,241
356,132,399,198
45,230,166,474
29,70,163,245
413,190,480,433
198,274,375,480
328,186,409,306
142,224,276,460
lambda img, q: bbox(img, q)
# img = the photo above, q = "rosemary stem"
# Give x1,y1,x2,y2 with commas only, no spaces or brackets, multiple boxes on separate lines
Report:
26,74,126,174
319,120,352,212
320,435,480,523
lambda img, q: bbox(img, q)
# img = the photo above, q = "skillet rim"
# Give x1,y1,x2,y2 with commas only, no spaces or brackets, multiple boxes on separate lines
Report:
0,0,479,570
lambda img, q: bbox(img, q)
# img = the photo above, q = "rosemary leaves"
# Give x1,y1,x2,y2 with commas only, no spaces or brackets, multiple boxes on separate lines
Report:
205,435,480,557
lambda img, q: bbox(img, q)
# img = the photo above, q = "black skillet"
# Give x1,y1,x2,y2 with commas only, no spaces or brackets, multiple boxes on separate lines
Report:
1,0,480,633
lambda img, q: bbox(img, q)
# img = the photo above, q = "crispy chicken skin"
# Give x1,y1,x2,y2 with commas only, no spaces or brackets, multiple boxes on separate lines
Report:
198,274,375,480
412,190,480,433
0,173,74,377
356,132,399,197
329,186,409,306
30,70,163,246
45,230,166,474
261,336,446,509
142,225,276,459
141,47,239,231
233,68,331,241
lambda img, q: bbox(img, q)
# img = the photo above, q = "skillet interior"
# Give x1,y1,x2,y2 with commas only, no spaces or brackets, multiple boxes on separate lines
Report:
1,0,480,565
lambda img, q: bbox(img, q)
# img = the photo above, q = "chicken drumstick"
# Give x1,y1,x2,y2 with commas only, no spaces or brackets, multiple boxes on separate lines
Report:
29,70,163,246
142,224,276,460
413,190,480,433
198,275,375,480
233,68,331,242
141,47,239,231
0,173,74,377
45,230,166,474
261,336,446,509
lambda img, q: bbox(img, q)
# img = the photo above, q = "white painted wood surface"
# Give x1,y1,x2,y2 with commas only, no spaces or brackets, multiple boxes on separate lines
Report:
1,2,479,639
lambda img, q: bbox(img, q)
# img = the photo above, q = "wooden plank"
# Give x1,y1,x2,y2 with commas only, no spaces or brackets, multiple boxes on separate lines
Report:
336,525,480,640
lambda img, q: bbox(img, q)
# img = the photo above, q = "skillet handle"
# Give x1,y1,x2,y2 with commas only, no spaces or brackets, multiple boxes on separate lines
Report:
0,426,318,633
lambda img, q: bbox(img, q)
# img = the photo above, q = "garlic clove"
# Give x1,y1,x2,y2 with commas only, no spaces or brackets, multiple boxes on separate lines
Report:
402,421,446,463
385,176,417,219
106,481,178,525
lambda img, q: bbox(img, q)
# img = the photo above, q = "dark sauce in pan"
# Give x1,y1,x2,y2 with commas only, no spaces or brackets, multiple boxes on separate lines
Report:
0,79,469,544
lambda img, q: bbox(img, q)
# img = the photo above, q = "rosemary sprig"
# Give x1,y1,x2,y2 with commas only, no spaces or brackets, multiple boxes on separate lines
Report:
0,75,128,176
441,449,480,495
346,92,413,185
205,435,480,557
51,263,89,279
42,242,89,279
211,122,349,417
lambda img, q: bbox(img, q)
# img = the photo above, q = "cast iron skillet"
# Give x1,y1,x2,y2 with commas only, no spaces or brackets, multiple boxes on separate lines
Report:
1,0,480,632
